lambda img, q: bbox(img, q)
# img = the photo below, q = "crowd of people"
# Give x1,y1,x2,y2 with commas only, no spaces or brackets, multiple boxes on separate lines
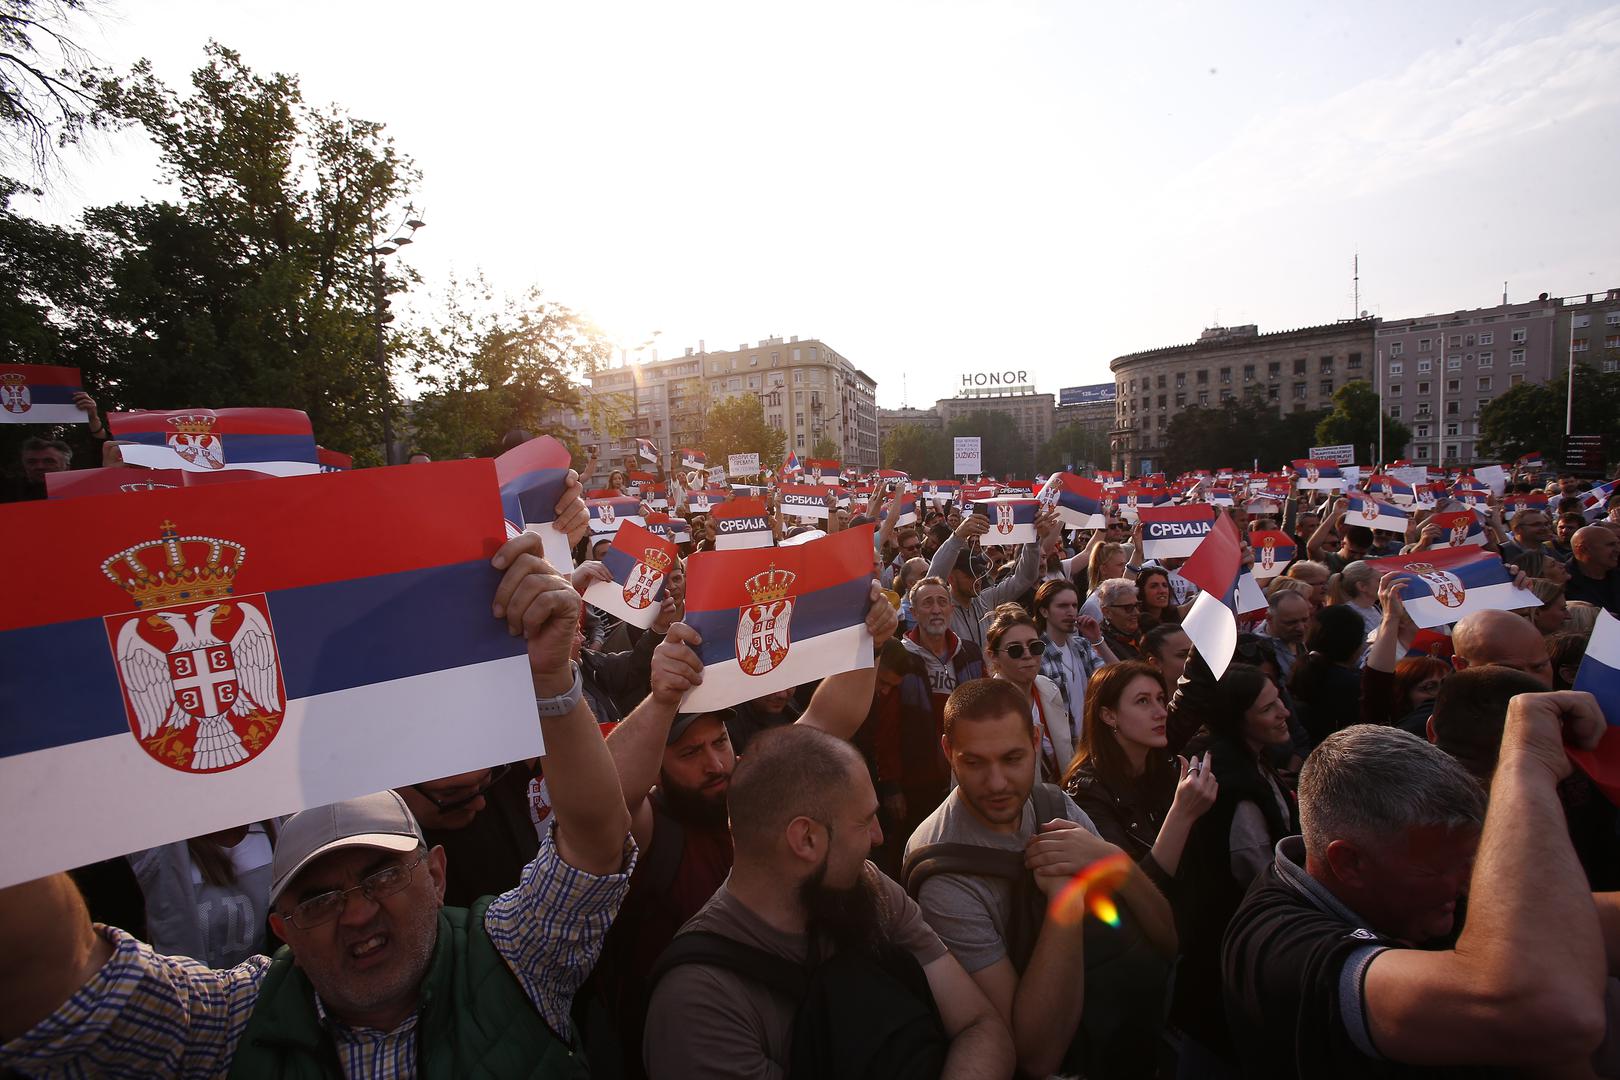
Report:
3,419,1620,1079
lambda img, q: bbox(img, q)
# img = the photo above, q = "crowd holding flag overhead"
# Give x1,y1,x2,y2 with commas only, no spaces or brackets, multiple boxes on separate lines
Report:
2,355,1620,1080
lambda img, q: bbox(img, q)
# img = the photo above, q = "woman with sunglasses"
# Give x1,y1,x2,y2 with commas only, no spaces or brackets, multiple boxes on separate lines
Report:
985,603,1069,782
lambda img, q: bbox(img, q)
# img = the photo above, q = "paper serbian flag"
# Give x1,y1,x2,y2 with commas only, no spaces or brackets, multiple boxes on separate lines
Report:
681,526,875,713
1428,509,1485,548
1247,530,1297,581
587,496,644,535
1292,459,1345,491
1139,504,1215,560
1179,514,1244,679
0,363,86,423
110,407,321,476
972,498,1040,545
1344,494,1410,534
1365,544,1539,629
496,435,575,571
712,496,775,549
1567,609,1620,802
779,483,834,521
679,447,706,471
805,459,841,485
583,521,678,630
0,460,540,888
644,511,691,544
1039,472,1106,530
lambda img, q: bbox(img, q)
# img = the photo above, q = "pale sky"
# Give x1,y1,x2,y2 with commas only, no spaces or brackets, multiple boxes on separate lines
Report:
29,0,1620,408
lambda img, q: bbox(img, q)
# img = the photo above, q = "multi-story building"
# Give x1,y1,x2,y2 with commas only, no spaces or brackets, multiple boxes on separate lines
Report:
1107,319,1377,476
936,387,1054,461
698,337,878,469
1373,299,1557,465
876,406,944,453
1554,288,1620,379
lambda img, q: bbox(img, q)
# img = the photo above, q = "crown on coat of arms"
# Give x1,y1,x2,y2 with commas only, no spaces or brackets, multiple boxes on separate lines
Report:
167,414,218,435
641,547,674,573
0,371,24,387
101,520,245,609
743,565,796,604
1404,562,1436,575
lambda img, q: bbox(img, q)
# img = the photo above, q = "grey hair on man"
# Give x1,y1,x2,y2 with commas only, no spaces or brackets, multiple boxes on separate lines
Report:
1298,724,1485,859
1096,577,1138,609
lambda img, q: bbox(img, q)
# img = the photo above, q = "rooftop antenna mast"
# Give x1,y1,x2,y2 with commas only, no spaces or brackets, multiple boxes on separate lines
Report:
1353,251,1360,320
902,373,908,408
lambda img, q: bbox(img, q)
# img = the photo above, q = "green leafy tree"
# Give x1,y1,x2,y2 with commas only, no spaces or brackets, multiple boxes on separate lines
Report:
405,277,610,460
1478,365,1620,464
1315,380,1410,464
946,411,1029,477
1040,423,1110,474
81,43,418,463
809,435,839,460
1163,392,1328,474
882,423,950,477
703,394,784,475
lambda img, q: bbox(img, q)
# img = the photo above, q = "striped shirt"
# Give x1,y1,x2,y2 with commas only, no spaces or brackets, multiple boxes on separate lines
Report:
0,823,635,1079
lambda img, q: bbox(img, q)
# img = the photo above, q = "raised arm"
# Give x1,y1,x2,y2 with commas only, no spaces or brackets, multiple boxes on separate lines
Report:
798,583,898,740
0,874,114,1042
606,624,705,850
1307,498,1346,559
979,509,1053,609
1361,691,1608,1066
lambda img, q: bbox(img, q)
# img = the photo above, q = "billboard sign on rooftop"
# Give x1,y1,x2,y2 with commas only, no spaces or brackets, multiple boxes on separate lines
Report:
1059,383,1117,407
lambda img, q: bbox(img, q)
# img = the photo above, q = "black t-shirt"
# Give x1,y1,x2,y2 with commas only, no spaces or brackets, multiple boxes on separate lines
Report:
1223,839,1510,1080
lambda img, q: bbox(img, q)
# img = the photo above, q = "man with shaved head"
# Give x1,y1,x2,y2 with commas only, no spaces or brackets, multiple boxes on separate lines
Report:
1565,524,1620,616
1450,609,1554,688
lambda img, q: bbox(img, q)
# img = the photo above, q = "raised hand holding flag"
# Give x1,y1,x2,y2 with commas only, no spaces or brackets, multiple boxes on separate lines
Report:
495,435,576,571
1567,610,1620,803
583,521,679,630
1178,513,1243,679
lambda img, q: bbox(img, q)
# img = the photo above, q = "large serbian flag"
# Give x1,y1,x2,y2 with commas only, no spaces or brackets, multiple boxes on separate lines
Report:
1568,610,1620,803
110,408,321,476
1292,459,1346,491
47,467,274,499
972,498,1040,545
0,460,539,889
583,521,678,630
1365,545,1540,629
712,496,774,550
805,459,840,485
1179,513,1244,679
681,526,875,713
0,363,86,423
1344,494,1410,534
1248,530,1297,581
1139,504,1215,560
496,435,575,570
1039,472,1106,530
779,483,834,521
316,447,352,473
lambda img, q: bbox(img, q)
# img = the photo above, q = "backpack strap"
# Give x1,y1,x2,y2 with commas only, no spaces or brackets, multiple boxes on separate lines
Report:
900,842,1027,897
649,930,809,1003
1031,782,1069,826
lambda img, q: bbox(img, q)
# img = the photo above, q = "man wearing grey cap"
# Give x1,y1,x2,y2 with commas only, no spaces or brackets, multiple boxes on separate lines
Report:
0,520,637,1078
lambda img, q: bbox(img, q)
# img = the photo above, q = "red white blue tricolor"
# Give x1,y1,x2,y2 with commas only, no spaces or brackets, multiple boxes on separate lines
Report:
109,407,321,476
1138,504,1215,560
0,363,86,424
583,520,679,630
1365,544,1540,630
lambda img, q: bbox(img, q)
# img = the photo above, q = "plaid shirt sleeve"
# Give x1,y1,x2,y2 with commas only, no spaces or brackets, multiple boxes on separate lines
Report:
0,925,267,1079
1038,639,1069,704
483,819,637,1043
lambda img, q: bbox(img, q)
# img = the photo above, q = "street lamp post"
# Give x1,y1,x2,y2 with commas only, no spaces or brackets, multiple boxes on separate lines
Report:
369,207,426,465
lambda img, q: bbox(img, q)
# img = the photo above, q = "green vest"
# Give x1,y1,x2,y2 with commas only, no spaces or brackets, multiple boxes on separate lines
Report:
228,899,589,1079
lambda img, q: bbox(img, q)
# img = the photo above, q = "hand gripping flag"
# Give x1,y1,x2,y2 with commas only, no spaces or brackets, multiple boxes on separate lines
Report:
47,467,276,499
679,448,706,471
1178,514,1244,679
1365,544,1540,629
805,458,840,485
1567,610,1620,803
712,496,775,549
0,460,541,889
972,498,1040,545
1247,530,1297,581
1139,504,1216,560
781,451,803,478
1039,473,1106,530
1292,459,1345,492
636,437,660,465
0,363,86,423
879,493,918,529
583,521,679,630
1428,509,1485,548
109,408,321,476
779,483,835,521
495,435,575,571
643,482,670,511
1344,495,1411,534
587,495,644,535
681,526,875,713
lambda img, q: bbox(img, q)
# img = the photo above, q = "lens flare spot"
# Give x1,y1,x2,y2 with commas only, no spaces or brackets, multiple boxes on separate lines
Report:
1049,851,1132,929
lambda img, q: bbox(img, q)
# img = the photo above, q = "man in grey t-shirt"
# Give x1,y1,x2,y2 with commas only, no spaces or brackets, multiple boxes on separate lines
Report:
904,679,1178,1080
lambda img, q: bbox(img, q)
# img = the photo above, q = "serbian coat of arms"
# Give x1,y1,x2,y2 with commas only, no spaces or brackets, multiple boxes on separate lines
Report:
737,566,795,677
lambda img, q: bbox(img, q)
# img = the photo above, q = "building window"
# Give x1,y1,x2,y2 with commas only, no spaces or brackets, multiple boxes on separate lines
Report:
1511,328,1527,344
1605,358,1619,373
1390,383,1402,395
796,434,805,448
1573,338,1589,353
1267,385,1280,401
809,347,818,360
1446,422,1460,436
1198,391,1209,406
1478,351,1493,368
1574,314,1591,329
1416,424,1430,438
1320,379,1333,396
1481,331,1496,345
1446,444,1459,460
1511,349,1526,365
1416,445,1431,460
1417,358,1432,373
1446,400,1459,415
1389,404,1402,418
1465,334,1475,347
1447,355,1462,370
795,412,804,427
1242,364,1255,381
1175,392,1187,407
747,374,761,389
1606,312,1620,326
1293,357,1307,375
1477,398,1490,413
1175,373,1186,389
1446,379,1460,393
1389,361,1404,375
1293,382,1307,400
1157,374,1167,388
1510,373,1525,385
1418,338,1432,352
728,376,742,390
1477,376,1492,391
1158,394,1167,408
1219,367,1231,385
1157,415,1166,429
1417,381,1430,395
1221,389,1233,401
1196,370,1208,385
1129,379,1137,392
1268,361,1281,377
1447,335,1459,348
1389,342,1404,357
1348,352,1362,369
1320,356,1334,373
